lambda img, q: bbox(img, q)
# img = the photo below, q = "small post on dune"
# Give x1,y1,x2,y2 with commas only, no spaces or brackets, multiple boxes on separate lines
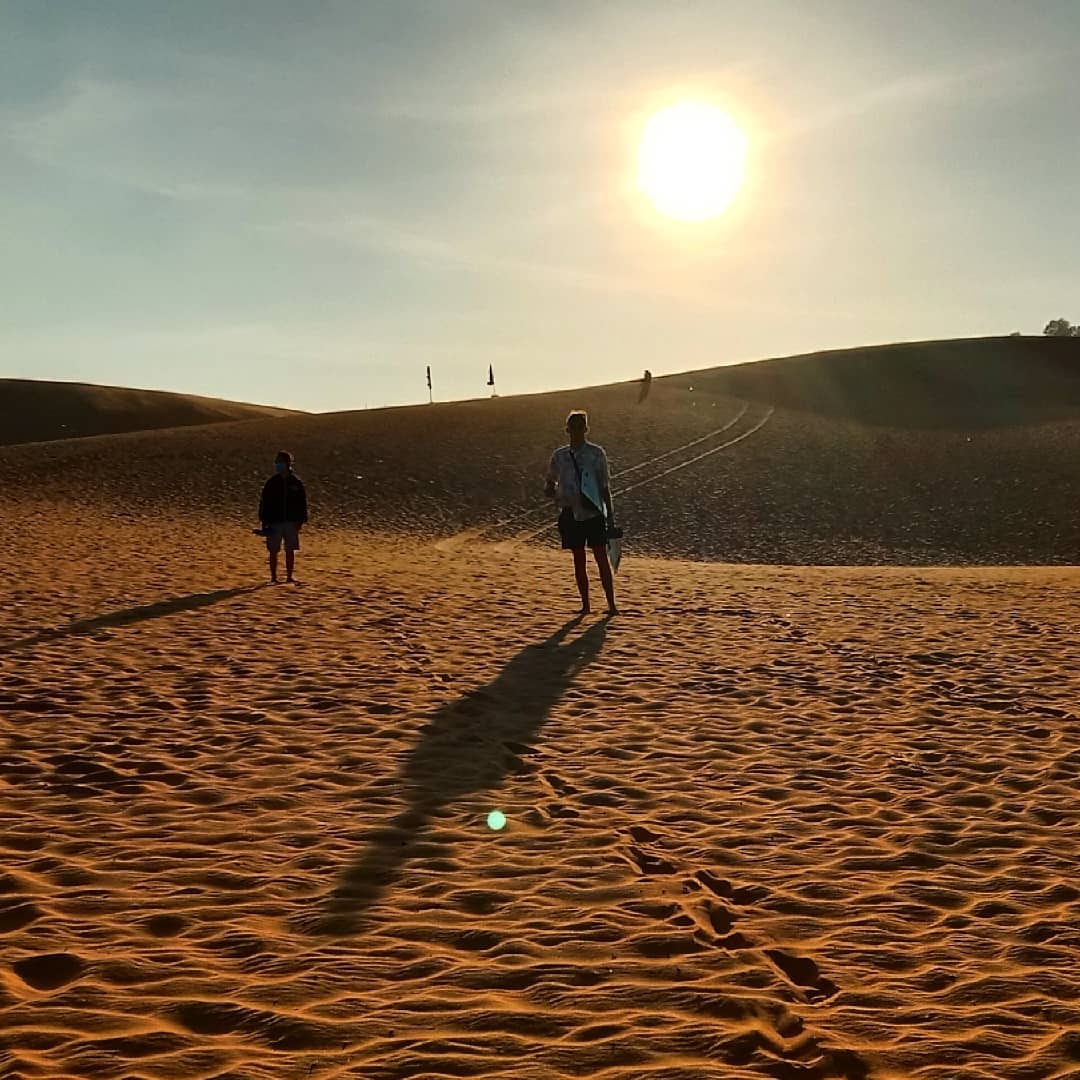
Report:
426,365,433,405
487,363,496,398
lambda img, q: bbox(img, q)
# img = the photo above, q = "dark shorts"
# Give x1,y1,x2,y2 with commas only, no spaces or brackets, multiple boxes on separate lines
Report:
265,522,301,554
558,508,607,550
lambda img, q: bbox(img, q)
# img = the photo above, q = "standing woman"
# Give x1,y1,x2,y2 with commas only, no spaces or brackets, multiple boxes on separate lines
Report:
545,411,618,615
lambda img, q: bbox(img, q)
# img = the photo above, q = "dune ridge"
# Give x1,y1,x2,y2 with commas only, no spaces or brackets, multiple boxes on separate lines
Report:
0,379,301,447
5,336,1080,564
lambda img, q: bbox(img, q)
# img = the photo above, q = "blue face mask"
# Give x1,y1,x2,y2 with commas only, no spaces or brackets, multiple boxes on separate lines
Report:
274,461,286,474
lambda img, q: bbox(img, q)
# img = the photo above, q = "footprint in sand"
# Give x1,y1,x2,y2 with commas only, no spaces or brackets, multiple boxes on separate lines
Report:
0,899,43,934
764,948,841,1002
141,913,187,938
12,952,85,991
626,844,678,876
539,771,577,797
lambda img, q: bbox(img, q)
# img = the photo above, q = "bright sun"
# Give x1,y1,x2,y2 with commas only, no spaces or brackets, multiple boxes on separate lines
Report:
637,101,748,223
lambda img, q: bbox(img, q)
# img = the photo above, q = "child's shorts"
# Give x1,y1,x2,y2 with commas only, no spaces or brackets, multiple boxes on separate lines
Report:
265,522,301,553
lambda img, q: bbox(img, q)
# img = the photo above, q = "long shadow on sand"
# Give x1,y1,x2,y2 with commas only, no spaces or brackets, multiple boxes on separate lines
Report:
6,586,260,651
305,615,608,935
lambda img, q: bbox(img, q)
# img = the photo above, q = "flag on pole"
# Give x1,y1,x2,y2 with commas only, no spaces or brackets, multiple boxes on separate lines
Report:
487,364,495,387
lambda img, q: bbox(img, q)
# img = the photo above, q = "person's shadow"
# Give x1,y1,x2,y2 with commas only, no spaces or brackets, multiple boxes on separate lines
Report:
4,586,260,652
303,615,609,935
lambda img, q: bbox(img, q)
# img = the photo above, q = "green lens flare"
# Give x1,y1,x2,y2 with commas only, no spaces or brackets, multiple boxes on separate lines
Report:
487,811,507,831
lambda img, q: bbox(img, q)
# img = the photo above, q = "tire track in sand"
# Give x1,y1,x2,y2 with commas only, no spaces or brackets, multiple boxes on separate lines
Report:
436,402,770,552
508,404,775,545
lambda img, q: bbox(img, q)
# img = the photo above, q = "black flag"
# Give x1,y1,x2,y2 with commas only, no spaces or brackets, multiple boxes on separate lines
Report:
426,365,432,390
487,364,495,387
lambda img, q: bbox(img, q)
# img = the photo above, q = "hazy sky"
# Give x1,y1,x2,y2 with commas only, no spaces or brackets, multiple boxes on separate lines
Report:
3,1,1078,412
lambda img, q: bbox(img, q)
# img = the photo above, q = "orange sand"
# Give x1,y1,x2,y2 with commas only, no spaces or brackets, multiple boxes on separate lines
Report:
3,504,1079,1079
5,341,1080,1077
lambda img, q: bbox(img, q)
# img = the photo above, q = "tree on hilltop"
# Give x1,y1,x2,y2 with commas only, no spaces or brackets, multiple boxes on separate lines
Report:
1043,318,1080,337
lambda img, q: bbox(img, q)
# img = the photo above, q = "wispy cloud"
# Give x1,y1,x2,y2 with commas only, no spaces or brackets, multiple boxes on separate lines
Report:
367,87,616,125
3,76,256,201
2,318,534,371
767,50,1055,143
4,76,140,156
262,211,740,309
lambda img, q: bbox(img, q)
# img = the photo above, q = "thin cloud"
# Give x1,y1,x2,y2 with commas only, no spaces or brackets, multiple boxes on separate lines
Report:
266,213,739,308
2,319,533,373
768,50,1055,143
3,76,251,201
368,88,615,125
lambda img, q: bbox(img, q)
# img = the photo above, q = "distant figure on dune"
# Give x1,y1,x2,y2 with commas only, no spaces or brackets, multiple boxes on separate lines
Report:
545,410,618,615
638,368,653,403
258,450,308,585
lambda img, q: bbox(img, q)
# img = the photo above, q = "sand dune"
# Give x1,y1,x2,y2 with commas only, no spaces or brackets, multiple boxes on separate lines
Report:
5,336,1080,563
0,379,300,447
3,339,1080,1078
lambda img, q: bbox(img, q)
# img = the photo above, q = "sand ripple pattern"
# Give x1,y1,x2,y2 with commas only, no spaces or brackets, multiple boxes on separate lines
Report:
2,515,1080,1078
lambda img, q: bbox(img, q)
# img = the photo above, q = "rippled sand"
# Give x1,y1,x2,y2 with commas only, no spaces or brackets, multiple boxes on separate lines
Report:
3,507,1079,1079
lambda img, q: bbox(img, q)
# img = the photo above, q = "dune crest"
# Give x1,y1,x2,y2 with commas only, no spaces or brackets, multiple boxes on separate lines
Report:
5,336,1080,564
0,379,301,447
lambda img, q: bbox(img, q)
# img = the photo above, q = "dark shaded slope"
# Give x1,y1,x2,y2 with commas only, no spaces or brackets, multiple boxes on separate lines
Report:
0,379,301,446
5,337,1080,565
631,407,1080,564
683,335,1080,429
1,376,729,535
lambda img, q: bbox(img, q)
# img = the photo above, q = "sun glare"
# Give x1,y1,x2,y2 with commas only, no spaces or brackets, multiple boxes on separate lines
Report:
637,101,748,223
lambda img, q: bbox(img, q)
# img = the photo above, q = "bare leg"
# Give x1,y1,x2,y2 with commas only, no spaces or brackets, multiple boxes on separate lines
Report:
572,547,590,613
592,544,617,614
285,550,296,582
269,552,279,583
